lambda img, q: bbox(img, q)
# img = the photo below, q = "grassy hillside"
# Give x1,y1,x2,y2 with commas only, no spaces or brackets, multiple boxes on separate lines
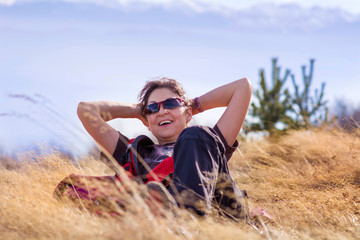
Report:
1,128,359,239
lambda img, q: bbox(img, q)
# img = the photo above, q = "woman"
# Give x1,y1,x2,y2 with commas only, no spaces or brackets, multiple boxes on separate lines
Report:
61,77,252,220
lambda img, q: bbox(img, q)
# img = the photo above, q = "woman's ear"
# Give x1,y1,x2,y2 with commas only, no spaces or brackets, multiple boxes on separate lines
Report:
144,119,152,132
140,116,149,127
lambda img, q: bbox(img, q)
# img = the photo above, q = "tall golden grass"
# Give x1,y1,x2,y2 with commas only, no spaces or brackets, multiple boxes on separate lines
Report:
1,128,359,239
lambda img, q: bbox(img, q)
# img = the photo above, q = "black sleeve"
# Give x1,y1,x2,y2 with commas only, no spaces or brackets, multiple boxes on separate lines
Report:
214,124,239,161
112,131,130,165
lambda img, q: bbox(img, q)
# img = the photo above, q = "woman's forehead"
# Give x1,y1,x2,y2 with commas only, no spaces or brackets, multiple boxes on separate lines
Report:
148,88,179,103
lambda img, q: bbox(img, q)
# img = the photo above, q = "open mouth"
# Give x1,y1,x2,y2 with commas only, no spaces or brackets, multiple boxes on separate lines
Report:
159,120,173,126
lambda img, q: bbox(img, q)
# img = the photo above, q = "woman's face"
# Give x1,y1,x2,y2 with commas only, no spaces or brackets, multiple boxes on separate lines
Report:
145,87,192,145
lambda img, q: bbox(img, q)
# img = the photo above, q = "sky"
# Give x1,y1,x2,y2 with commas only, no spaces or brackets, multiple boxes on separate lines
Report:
1,0,359,156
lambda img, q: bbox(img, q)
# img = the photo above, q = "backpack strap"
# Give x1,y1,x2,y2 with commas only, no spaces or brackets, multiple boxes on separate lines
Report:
144,156,174,185
120,135,154,177
120,138,136,175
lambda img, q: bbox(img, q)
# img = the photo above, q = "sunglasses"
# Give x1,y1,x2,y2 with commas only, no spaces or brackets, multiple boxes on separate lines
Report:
144,98,185,114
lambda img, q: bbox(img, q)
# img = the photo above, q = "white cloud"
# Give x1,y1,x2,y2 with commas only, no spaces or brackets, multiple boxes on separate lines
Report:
278,0,360,15
0,0,15,5
229,3,360,32
1,0,359,30
197,0,360,15
3,0,360,16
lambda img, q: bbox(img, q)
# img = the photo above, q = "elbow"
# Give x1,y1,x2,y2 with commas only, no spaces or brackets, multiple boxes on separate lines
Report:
77,101,91,118
237,77,252,95
77,102,85,115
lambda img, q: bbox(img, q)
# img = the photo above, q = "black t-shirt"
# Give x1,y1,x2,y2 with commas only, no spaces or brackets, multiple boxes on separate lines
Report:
112,125,239,172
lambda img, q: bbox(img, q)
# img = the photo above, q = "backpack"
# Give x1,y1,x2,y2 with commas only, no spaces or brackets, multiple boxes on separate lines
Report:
117,135,174,186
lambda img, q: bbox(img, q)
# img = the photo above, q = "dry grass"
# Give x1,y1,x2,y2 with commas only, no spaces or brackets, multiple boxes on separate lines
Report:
1,128,359,239
231,128,360,239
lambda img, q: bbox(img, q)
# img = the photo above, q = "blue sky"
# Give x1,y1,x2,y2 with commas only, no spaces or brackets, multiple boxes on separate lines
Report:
1,0,359,155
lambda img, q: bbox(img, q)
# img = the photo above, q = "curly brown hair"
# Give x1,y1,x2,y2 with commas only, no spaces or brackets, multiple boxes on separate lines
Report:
138,77,189,117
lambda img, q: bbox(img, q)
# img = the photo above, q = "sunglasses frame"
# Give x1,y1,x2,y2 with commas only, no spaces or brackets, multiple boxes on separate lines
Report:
143,98,185,114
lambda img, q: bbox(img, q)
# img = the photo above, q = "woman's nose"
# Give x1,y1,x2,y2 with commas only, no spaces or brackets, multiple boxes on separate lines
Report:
157,103,168,114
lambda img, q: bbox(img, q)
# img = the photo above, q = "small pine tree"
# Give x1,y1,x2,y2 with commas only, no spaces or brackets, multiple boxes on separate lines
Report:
290,59,328,128
250,58,293,135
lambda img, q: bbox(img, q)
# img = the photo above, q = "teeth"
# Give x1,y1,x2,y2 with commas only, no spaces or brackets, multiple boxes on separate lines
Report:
159,120,172,126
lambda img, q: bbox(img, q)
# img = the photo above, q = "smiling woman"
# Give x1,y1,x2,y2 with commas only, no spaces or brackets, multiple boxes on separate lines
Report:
54,76,254,220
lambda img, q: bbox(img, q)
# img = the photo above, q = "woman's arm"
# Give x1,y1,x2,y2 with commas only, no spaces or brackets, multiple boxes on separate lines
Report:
191,78,252,146
77,101,146,155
